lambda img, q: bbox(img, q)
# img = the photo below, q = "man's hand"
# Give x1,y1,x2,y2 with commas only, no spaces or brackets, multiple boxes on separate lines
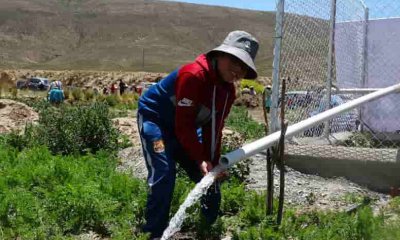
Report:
199,161,213,176
199,161,229,180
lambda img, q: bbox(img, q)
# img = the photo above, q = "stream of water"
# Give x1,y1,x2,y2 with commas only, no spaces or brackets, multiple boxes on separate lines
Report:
161,165,224,240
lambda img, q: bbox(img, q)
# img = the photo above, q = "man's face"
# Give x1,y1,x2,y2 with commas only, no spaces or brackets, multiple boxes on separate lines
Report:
217,54,248,83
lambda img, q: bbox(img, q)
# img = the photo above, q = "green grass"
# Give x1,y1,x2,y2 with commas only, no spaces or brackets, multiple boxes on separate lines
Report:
241,79,266,94
0,96,400,239
0,145,149,239
226,106,265,140
0,142,399,239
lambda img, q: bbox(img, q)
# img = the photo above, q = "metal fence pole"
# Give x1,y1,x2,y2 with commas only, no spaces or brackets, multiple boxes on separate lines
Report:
360,7,369,132
324,0,337,138
270,0,285,134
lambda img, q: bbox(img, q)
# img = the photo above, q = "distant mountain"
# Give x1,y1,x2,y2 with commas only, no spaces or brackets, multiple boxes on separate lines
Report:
0,0,275,77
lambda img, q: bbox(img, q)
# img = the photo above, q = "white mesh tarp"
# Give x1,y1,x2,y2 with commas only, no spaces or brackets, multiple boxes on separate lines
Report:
335,17,400,132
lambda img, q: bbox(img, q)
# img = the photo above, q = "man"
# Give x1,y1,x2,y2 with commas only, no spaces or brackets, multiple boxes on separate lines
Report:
137,30,259,239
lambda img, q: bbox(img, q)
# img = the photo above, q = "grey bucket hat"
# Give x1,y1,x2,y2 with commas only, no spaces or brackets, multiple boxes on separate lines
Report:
208,30,259,79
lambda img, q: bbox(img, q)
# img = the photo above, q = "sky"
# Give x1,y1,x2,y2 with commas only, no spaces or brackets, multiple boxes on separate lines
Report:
165,0,399,19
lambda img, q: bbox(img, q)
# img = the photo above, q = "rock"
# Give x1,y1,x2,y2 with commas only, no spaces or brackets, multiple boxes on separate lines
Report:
222,128,245,151
117,146,147,180
112,117,140,146
0,99,38,134
234,94,260,108
0,71,15,88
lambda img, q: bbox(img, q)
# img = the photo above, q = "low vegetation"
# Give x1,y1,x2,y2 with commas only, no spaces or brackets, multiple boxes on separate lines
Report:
1,139,399,239
241,79,266,94
4,101,125,155
338,132,400,149
0,96,399,239
226,106,265,140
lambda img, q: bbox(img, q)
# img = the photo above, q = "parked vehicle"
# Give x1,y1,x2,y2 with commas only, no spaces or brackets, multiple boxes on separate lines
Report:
16,80,28,89
304,95,357,136
17,77,50,90
279,91,312,109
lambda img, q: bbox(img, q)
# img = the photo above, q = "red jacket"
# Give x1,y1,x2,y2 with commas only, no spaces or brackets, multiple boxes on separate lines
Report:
175,54,236,166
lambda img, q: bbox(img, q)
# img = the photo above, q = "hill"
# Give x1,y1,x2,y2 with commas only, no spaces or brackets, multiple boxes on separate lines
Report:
0,0,275,77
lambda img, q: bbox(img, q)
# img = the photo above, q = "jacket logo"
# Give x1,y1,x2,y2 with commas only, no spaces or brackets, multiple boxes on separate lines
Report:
177,98,193,107
244,40,251,49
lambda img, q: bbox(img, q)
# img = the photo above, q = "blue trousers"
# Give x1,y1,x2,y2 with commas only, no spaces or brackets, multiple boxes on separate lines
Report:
137,114,221,238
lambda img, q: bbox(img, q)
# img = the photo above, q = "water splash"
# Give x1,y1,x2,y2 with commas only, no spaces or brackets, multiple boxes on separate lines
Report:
161,165,224,240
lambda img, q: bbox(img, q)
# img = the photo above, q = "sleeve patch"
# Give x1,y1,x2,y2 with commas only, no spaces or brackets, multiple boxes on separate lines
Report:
153,139,165,153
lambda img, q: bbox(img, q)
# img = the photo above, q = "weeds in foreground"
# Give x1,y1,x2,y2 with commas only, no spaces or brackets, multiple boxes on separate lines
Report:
0,146,149,239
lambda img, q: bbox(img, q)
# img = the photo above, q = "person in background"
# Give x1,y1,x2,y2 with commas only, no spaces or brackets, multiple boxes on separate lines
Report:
263,85,272,113
119,79,127,95
249,86,256,95
110,83,117,94
137,30,259,239
48,80,64,104
130,84,137,93
103,86,109,95
136,84,143,96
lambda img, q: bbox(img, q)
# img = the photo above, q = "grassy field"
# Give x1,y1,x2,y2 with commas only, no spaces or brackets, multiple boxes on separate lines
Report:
0,96,399,239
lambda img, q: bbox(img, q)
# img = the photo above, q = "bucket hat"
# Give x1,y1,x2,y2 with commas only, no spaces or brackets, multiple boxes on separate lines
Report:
208,30,259,79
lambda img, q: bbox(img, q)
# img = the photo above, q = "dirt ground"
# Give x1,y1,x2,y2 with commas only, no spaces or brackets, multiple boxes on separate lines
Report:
0,99,38,133
243,99,391,214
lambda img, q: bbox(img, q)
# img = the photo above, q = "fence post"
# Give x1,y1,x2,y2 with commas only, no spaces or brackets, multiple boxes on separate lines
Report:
360,7,369,132
324,0,337,138
270,0,285,134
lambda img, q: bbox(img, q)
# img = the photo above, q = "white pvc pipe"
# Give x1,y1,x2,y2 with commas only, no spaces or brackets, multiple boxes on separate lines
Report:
220,83,400,168
335,88,380,94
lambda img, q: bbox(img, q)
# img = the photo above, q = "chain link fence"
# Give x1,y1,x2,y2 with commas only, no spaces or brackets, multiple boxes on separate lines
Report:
271,0,400,160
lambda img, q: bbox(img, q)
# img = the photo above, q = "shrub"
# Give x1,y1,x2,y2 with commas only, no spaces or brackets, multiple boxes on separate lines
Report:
2,125,39,151
6,102,120,155
104,94,121,107
83,89,95,101
10,87,18,98
71,87,83,101
40,102,119,155
63,88,70,100
120,93,138,104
